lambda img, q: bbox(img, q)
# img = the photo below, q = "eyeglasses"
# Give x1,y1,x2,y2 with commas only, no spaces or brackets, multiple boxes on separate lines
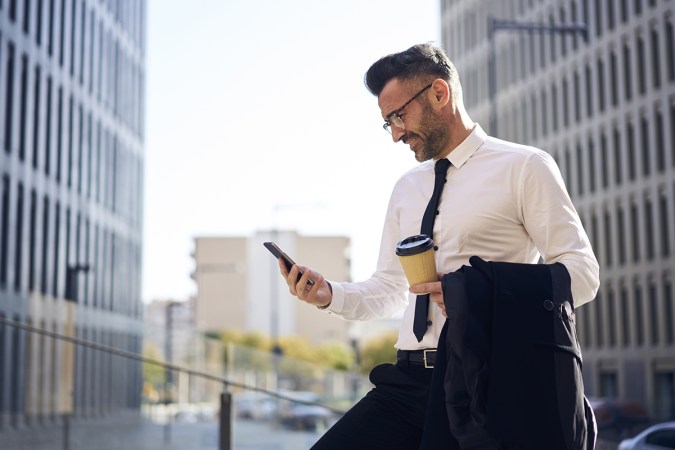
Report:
382,83,433,134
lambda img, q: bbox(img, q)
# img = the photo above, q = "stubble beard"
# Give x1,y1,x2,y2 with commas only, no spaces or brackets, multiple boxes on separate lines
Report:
413,106,448,162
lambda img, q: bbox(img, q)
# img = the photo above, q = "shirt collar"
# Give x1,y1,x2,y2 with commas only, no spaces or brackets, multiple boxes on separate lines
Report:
442,123,487,169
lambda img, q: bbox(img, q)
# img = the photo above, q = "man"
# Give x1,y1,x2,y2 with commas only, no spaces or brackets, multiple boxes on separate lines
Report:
278,43,599,449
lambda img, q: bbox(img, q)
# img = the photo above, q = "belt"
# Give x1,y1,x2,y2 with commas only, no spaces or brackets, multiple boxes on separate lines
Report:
396,349,437,368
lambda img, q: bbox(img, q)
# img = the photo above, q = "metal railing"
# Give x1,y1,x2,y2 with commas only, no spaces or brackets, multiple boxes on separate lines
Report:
0,316,348,450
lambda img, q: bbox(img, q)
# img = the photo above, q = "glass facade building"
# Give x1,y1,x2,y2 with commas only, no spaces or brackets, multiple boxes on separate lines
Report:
0,0,145,431
441,0,674,421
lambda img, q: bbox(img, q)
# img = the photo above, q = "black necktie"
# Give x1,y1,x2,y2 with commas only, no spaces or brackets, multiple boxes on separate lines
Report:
413,158,451,342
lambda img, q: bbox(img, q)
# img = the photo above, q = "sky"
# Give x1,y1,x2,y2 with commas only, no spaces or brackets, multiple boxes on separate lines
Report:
142,0,441,302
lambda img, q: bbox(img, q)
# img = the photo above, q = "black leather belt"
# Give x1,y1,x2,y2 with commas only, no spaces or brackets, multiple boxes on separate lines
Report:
396,349,437,368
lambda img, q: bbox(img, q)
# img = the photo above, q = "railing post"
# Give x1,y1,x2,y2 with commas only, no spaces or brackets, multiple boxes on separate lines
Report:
219,388,232,450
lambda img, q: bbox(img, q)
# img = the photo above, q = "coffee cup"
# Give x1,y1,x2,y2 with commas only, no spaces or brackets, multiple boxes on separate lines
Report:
395,235,437,286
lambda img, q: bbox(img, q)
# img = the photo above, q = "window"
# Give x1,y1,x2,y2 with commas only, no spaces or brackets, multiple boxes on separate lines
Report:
667,20,674,82
623,42,633,100
627,120,636,180
44,76,52,175
604,209,613,266
651,28,661,89
597,58,606,112
56,86,63,183
18,54,28,161
617,205,626,264
635,282,644,345
641,114,651,176
610,51,618,107
645,427,675,447
621,285,631,345
649,283,659,344
577,144,584,196
596,292,604,346
48,0,55,57
13,184,23,291
59,0,66,67
637,35,646,94
656,108,665,171
585,64,593,117
607,0,615,30
588,138,596,193
32,65,41,169
562,77,570,128
0,176,10,287
660,192,670,257
551,83,558,132
665,280,673,344
574,71,581,123
645,197,655,260
613,126,623,185
40,196,49,294
631,201,641,262
52,202,60,297
608,288,616,346
4,42,15,154
600,371,618,397
28,190,37,291
621,0,629,23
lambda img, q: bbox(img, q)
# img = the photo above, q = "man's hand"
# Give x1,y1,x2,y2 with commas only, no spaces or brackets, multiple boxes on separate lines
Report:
279,259,333,308
409,273,446,317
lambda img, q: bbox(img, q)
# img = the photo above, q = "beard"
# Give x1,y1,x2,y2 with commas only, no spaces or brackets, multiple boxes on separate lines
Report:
407,104,448,162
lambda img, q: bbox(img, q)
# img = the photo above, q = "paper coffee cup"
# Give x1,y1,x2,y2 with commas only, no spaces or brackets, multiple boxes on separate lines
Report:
395,235,437,286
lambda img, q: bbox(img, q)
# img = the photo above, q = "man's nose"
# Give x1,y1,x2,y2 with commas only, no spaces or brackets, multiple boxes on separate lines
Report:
391,126,406,143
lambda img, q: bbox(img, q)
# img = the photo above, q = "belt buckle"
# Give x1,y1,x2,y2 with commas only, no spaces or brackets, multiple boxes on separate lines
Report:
423,349,436,368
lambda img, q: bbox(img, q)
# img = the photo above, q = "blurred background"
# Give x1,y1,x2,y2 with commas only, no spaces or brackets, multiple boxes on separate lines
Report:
0,0,674,449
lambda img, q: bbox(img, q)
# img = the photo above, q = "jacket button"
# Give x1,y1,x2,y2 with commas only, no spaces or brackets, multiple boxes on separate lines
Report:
543,300,554,311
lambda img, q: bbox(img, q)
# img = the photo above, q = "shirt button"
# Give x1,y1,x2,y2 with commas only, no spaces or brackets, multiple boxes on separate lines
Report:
426,320,433,326
433,246,439,251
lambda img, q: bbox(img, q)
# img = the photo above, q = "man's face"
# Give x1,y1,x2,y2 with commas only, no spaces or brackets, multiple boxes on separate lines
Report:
378,79,448,162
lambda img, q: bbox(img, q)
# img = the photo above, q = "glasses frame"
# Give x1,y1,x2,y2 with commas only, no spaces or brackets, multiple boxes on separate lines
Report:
382,83,433,134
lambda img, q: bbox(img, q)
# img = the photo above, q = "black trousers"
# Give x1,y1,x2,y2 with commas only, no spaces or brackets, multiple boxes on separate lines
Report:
310,362,435,450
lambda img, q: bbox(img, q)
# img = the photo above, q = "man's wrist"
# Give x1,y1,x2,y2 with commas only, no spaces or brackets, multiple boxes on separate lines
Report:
316,282,333,310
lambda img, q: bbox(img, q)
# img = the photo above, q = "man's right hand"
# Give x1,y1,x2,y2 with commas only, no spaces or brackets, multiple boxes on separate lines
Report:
279,259,333,309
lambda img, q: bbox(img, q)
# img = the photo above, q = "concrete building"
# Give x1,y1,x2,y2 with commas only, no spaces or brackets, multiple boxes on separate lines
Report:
0,0,146,434
441,0,674,420
192,230,352,344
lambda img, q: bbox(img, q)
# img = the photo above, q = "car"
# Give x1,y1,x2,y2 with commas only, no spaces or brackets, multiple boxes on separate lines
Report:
618,421,675,450
589,397,651,441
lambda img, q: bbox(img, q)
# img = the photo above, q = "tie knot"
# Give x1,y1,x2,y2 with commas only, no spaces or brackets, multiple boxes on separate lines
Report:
434,158,451,175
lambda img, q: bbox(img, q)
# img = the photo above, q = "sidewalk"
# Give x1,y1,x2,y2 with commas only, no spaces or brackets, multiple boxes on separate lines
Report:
1,412,323,450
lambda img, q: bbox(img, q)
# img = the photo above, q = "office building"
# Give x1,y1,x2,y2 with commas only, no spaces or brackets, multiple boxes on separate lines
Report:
441,0,674,420
192,230,352,344
0,0,146,433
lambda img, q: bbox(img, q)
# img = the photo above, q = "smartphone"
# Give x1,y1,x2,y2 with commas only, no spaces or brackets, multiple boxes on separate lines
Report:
263,242,315,286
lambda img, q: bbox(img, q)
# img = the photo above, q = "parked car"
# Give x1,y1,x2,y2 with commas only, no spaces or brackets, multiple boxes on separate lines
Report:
278,390,333,432
618,421,675,450
589,397,651,441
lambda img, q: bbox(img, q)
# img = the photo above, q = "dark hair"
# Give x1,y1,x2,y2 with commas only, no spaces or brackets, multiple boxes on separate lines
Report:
364,43,459,96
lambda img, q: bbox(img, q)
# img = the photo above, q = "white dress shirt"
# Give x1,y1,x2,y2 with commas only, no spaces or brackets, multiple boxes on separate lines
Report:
326,124,600,351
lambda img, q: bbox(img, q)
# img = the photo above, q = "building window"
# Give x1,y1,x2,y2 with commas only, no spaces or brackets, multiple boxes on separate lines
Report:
551,83,558,132
32,65,41,170
600,370,618,398
637,35,646,94
608,287,616,346
28,190,37,291
645,197,655,260
664,280,673,344
604,209,613,266
45,76,52,175
623,42,633,100
40,196,49,294
617,205,626,264
621,285,631,345
654,372,675,421
563,77,570,128
627,119,636,180
18,54,28,161
635,0,643,16
56,86,63,183
607,0,615,30
656,108,665,171
659,192,670,257
52,202,60,298
621,0,629,23
613,126,623,185
631,201,641,262
0,176,9,287
649,283,659,345
13,184,23,292
610,50,619,107
641,114,651,177
577,143,585,196
4,42,16,154
585,64,593,117
597,58,606,112
601,132,609,188
574,71,581,123
589,138,596,193
635,282,644,346
595,292,604,347
651,28,661,89
666,20,674,82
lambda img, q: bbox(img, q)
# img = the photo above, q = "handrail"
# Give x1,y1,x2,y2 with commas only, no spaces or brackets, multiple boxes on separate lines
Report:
0,315,347,415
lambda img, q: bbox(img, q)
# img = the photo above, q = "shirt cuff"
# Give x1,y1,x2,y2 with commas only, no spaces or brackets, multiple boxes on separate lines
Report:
321,280,345,314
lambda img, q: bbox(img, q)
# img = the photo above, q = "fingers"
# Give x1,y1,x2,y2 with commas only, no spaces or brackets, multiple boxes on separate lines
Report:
409,281,442,295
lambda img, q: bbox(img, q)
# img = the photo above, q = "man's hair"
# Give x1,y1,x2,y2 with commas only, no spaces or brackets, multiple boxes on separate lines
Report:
364,43,460,96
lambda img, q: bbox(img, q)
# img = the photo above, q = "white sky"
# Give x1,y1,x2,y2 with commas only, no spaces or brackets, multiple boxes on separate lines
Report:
142,0,441,302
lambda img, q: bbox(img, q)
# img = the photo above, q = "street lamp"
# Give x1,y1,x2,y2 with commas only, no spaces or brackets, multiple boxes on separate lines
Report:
487,17,588,136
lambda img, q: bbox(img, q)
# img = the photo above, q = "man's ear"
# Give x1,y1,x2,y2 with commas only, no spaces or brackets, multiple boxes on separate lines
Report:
430,79,451,110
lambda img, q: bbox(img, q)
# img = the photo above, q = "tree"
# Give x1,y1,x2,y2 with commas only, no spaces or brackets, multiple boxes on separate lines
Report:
358,331,398,374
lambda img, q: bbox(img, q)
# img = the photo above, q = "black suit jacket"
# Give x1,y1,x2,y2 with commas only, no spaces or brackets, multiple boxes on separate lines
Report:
420,256,596,450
